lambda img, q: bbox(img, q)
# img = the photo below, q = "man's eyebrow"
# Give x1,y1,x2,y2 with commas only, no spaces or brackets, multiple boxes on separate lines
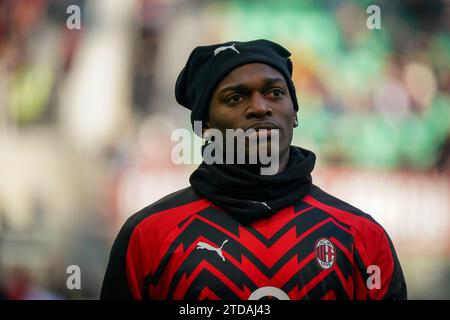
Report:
262,77,287,86
218,77,287,94
218,84,249,95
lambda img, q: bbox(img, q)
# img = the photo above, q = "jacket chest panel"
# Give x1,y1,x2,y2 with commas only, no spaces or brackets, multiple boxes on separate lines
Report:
149,208,355,300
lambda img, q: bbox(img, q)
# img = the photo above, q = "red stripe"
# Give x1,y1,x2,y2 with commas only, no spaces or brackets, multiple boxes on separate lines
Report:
329,237,352,262
198,287,221,300
150,213,201,276
252,205,314,239
322,290,336,300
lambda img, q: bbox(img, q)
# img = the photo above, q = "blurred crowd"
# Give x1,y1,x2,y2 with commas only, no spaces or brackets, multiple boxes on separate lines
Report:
0,0,449,299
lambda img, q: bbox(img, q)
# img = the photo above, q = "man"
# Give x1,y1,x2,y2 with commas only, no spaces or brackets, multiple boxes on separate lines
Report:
100,39,407,300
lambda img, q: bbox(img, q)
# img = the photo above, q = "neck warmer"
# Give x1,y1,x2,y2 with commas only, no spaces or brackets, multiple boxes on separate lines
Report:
189,146,316,225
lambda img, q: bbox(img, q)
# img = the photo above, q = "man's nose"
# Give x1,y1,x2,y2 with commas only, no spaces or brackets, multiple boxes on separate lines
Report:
246,93,272,118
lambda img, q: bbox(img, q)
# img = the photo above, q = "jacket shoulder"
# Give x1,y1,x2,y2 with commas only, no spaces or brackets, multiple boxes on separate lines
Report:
304,184,385,236
121,186,204,235
305,186,407,299
100,186,205,299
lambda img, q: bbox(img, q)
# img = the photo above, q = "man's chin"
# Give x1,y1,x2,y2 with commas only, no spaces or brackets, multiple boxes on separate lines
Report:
245,141,280,163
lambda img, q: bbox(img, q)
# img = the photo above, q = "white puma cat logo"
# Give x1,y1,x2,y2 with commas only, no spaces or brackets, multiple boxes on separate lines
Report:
213,44,239,56
249,200,272,211
196,239,229,261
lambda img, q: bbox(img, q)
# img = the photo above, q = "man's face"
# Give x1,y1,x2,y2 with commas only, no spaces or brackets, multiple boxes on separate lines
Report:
206,63,297,166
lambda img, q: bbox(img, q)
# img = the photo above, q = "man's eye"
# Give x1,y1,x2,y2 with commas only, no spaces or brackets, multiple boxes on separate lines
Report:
226,95,242,104
269,89,285,97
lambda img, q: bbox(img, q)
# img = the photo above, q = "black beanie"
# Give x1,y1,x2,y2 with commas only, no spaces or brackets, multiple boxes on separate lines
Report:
175,39,299,130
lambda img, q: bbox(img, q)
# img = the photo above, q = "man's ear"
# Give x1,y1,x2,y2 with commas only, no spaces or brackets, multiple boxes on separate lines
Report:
293,116,298,128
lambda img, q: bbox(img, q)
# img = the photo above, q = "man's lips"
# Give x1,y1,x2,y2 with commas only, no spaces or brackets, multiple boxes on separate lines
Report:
244,122,280,138
245,121,280,131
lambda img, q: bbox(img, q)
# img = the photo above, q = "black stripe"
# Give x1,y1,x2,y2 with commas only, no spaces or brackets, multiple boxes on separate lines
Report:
302,269,351,300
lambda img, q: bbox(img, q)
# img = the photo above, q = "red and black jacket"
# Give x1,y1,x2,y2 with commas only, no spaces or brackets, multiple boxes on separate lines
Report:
100,184,407,300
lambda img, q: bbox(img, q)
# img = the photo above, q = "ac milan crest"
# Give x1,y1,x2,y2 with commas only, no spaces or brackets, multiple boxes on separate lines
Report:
315,238,336,270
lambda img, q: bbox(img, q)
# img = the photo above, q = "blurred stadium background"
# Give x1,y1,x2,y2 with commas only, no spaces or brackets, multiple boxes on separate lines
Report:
0,0,449,299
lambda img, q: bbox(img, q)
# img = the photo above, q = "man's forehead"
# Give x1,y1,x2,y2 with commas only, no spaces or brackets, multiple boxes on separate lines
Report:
216,64,287,92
